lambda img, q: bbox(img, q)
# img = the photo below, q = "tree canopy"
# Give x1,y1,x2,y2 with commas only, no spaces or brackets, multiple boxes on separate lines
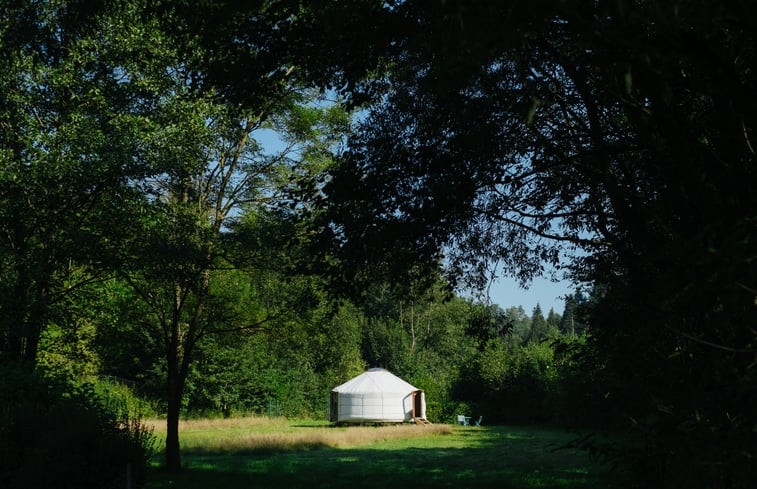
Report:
0,0,159,364
319,0,754,290
310,1,756,486
1,1,754,487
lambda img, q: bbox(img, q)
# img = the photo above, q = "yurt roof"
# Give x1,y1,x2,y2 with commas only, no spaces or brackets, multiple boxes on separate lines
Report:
332,368,419,394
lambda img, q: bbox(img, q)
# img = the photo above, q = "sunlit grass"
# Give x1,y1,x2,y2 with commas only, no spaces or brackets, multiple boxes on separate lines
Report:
146,421,617,489
145,415,289,434
146,416,452,453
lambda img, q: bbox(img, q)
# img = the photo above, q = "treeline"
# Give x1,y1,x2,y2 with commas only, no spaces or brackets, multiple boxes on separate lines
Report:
37,263,592,425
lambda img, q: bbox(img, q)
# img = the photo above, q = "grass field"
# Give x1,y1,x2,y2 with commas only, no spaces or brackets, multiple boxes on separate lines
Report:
145,417,617,489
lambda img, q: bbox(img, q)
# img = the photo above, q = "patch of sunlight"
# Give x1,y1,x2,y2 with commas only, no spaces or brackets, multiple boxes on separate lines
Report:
335,457,359,463
500,433,535,440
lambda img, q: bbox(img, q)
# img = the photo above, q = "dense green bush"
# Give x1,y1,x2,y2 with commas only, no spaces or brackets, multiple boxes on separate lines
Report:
456,338,563,424
0,365,155,489
93,377,160,419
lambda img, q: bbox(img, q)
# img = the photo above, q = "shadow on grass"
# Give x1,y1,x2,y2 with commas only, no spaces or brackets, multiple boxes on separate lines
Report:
147,426,617,489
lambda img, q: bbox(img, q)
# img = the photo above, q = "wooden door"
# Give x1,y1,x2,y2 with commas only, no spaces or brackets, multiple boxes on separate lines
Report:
412,390,423,418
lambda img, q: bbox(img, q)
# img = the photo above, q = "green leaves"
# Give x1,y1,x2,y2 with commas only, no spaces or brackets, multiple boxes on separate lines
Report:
0,0,167,363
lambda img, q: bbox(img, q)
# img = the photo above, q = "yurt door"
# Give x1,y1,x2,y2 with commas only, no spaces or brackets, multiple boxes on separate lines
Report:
412,390,423,418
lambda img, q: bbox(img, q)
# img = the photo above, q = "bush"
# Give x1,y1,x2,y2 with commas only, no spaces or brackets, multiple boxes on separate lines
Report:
93,377,160,419
0,365,155,489
457,338,560,423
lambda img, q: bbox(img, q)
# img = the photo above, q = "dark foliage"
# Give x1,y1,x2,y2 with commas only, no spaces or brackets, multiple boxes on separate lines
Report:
0,364,155,489
311,2,756,487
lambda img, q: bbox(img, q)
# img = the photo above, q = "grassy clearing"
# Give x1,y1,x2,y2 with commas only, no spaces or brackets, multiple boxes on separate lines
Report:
146,418,617,489
146,417,452,452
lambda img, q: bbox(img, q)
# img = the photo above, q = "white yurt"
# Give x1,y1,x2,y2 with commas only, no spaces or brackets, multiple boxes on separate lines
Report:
328,368,427,423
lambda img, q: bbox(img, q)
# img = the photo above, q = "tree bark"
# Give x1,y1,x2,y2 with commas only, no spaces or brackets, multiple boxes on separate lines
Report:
165,280,185,472
164,270,209,472
165,383,183,470
165,329,185,472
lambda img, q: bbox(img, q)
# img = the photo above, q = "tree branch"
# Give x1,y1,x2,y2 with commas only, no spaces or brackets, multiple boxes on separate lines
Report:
663,323,754,354
197,310,285,338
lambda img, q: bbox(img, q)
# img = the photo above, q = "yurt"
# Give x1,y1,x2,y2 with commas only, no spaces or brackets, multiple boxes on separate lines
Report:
328,368,427,423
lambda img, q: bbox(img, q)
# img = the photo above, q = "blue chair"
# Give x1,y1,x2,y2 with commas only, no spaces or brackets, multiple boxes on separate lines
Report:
474,415,483,426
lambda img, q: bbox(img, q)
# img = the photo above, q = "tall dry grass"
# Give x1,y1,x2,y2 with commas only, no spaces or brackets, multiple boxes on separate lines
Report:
145,417,452,453
197,424,452,453
144,416,287,432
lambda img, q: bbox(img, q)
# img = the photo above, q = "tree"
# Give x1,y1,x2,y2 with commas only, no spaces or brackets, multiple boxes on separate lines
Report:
527,304,549,344
308,2,755,486
502,306,531,345
559,291,586,336
464,303,513,348
117,48,348,467
0,0,159,366
545,308,561,333
0,0,355,471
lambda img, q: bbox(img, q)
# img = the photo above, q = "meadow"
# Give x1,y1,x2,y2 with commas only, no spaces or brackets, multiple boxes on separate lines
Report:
144,418,617,489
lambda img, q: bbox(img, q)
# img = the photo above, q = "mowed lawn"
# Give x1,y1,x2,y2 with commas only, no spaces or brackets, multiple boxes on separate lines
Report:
145,418,617,489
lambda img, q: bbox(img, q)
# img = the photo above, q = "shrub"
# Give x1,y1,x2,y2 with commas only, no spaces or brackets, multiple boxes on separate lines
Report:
93,377,160,419
0,365,155,489
459,338,560,423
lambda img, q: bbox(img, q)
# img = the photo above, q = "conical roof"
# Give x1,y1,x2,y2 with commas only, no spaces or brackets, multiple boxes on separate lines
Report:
332,368,418,394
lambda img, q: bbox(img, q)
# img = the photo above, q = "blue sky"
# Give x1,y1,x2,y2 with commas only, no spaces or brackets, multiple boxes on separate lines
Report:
485,275,572,316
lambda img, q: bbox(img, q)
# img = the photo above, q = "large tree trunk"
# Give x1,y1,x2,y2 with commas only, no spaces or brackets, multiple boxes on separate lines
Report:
165,370,183,471
164,275,207,472
165,337,185,472
23,283,48,365
164,291,185,473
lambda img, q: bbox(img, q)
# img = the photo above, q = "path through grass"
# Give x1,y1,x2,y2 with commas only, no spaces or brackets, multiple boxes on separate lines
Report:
145,418,616,489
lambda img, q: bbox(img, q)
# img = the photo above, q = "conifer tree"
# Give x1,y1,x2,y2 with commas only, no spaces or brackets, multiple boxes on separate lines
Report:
527,304,548,344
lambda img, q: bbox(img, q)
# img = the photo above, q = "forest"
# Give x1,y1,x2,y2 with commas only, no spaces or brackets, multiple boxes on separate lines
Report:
1,1,755,488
